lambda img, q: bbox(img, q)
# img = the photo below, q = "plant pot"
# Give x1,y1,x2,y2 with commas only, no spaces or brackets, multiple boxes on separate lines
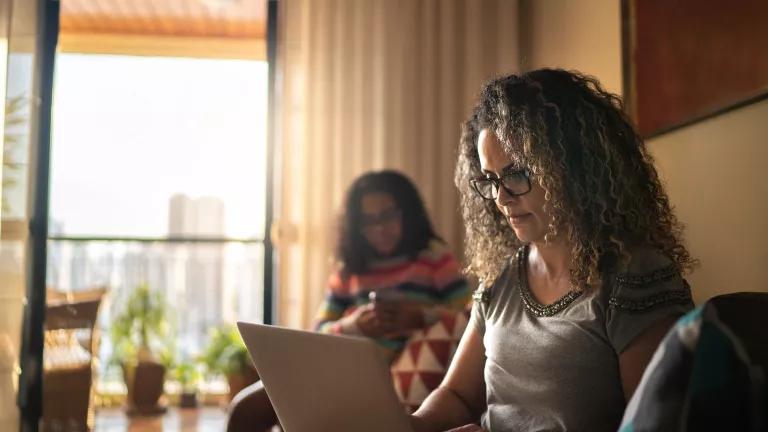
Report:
123,360,167,416
226,364,259,401
179,391,198,408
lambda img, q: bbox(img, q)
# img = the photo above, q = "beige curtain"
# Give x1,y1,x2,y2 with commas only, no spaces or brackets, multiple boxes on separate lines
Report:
273,0,520,328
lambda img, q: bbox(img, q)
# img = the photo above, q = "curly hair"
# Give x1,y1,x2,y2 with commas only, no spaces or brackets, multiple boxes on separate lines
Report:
456,68,695,287
337,170,440,276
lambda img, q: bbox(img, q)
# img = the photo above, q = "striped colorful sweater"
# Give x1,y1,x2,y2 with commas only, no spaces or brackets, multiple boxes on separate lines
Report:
314,240,470,351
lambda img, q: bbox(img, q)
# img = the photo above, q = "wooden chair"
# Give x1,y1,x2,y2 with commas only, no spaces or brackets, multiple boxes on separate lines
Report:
42,288,106,432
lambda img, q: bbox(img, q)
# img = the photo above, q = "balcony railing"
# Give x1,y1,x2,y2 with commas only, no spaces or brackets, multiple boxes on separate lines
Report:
46,237,265,391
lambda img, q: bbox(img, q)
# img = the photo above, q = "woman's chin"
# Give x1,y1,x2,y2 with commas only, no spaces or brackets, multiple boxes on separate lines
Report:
510,227,545,244
374,246,398,257
510,227,530,242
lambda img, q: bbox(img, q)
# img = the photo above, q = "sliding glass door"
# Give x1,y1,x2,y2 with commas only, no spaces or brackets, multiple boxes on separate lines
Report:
0,0,57,431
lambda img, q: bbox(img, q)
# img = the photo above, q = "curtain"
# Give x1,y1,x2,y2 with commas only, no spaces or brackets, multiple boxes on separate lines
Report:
273,0,520,328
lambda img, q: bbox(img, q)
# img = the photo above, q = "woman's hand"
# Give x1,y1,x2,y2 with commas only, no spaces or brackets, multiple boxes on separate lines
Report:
355,304,395,338
412,416,485,432
445,425,485,432
357,298,427,338
391,301,426,334
376,301,425,337
411,327,487,431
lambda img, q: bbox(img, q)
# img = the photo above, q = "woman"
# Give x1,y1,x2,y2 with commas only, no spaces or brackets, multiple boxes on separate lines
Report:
314,170,469,350
227,170,469,432
411,69,695,432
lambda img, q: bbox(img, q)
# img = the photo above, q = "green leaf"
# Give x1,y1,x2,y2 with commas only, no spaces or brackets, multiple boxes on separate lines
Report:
108,283,174,365
199,324,250,377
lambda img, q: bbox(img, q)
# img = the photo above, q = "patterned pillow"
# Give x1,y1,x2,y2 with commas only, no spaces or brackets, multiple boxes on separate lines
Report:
390,310,470,412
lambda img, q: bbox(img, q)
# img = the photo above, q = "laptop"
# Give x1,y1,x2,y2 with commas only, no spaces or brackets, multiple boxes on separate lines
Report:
237,321,415,432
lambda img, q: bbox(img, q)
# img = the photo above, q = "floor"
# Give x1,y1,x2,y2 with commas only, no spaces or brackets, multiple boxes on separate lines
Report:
95,407,227,432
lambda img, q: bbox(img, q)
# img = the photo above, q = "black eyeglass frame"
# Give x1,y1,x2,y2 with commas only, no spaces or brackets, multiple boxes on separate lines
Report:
470,169,532,201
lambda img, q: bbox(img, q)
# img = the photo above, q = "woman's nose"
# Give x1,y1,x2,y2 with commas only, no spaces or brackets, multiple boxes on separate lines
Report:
495,184,517,207
369,222,388,234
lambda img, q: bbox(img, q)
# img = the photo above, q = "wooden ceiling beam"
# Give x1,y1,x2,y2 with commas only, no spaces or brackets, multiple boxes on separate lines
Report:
60,15,265,39
58,32,266,60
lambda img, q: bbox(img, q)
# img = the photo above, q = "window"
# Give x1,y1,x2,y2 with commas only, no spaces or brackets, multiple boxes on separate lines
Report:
47,54,268,387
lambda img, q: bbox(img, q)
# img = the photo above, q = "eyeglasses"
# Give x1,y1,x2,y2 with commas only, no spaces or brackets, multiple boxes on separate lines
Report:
470,169,532,200
360,208,402,230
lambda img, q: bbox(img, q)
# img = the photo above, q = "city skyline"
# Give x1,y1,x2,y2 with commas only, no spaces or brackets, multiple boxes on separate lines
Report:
47,193,265,369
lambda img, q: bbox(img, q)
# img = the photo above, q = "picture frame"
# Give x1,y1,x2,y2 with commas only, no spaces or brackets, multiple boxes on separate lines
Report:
621,0,768,138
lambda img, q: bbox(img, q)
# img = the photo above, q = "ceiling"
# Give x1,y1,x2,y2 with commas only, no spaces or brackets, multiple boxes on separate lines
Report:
60,0,266,39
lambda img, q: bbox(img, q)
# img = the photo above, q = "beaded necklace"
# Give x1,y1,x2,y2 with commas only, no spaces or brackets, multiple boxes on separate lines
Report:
517,244,582,317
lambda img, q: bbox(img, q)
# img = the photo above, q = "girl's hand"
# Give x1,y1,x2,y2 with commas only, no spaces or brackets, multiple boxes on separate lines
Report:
388,301,426,335
355,303,395,337
372,300,424,337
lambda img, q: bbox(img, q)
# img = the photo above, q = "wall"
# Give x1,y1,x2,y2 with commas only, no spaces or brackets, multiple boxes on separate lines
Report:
518,0,767,304
519,0,622,95
650,100,768,303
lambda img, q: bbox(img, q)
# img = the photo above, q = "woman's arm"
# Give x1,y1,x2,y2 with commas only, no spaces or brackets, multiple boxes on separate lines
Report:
608,249,694,401
316,300,395,338
314,271,393,337
314,294,357,334
411,324,486,432
618,315,678,400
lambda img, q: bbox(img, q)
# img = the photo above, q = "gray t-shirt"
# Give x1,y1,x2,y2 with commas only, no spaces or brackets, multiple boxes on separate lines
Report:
472,246,693,431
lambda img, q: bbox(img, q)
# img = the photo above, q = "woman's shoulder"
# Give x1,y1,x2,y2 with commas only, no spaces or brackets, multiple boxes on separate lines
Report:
471,252,518,309
610,246,680,287
326,263,350,288
602,245,695,353
605,245,692,313
615,245,676,274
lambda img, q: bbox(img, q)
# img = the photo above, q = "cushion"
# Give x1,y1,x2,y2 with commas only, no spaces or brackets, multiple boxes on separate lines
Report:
390,310,470,412
44,329,92,370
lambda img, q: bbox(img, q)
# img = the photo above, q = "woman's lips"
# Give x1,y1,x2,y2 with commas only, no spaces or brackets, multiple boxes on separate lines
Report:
508,213,532,224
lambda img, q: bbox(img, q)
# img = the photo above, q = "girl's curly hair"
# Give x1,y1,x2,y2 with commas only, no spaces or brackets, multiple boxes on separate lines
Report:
456,68,695,287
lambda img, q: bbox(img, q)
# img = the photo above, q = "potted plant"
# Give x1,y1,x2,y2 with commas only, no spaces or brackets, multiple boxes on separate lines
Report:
172,360,202,408
110,283,173,415
201,325,258,401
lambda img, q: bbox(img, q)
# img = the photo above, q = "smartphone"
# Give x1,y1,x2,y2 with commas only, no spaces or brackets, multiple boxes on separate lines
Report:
369,289,404,305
